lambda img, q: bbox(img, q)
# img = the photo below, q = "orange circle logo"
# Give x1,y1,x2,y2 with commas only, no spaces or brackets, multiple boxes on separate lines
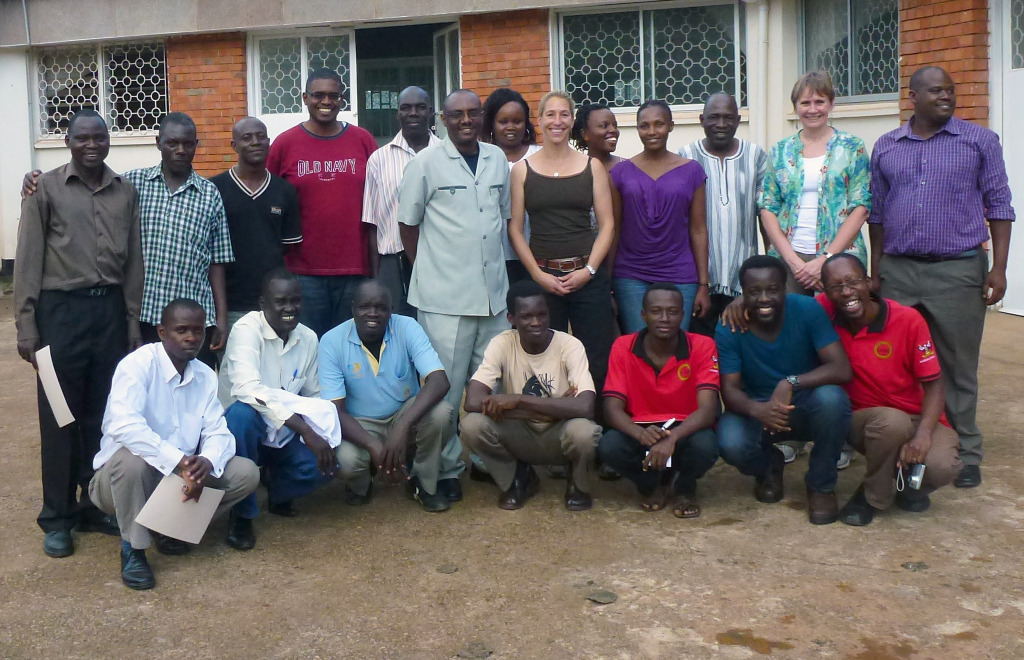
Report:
677,363,692,381
874,341,893,359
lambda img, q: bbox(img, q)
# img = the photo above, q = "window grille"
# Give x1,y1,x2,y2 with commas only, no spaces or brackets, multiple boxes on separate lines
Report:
1012,0,1024,70
255,33,352,115
802,0,898,99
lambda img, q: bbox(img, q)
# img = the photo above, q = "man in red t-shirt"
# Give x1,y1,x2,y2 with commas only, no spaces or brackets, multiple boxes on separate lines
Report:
820,255,962,526
597,283,720,518
267,68,378,337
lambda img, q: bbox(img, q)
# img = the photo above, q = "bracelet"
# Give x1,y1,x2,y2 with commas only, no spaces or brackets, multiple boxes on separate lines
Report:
697,282,710,287
822,251,834,259
584,264,596,276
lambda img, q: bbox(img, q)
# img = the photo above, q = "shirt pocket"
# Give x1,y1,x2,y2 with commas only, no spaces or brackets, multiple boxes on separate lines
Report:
285,375,307,394
435,185,468,197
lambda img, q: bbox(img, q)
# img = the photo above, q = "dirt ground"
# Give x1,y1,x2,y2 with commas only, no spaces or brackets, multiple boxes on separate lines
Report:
1,291,1022,660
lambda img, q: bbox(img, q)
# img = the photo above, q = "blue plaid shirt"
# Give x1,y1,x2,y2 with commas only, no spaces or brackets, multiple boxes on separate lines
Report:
124,165,234,325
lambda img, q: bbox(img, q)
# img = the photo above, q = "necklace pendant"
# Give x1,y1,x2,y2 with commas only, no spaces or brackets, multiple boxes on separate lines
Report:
553,171,560,177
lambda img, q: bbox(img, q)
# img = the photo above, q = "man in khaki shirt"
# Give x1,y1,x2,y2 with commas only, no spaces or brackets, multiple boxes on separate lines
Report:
14,109,144,559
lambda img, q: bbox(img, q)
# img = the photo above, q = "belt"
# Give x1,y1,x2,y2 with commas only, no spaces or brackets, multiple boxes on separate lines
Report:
899,249,979,263
536,255,590,273
55,285,116,297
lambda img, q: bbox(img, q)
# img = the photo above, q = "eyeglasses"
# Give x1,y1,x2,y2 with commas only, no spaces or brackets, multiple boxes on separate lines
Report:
824,277,869,295
308,91,342,102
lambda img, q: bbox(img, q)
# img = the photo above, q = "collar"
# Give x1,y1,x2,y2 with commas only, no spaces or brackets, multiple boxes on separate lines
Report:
697,137,744,161
64,160,119,189
144,164,201,191
257,311,304,351
900,116,961,140
228,167,271,198
389,130,440,155
832,295,889,334
156,343,195,386
346,318,392,347
441,138,487,162
632,328,690,364
794,128,838,154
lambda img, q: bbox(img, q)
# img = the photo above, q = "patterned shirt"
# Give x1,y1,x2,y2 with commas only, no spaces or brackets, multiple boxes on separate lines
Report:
869,116,1015,257
362,131,440,255
759,129,871,264
680,139,767,297
124,165,234,325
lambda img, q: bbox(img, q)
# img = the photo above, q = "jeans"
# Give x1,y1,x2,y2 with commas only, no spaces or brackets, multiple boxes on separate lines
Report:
717,385,851,493
546,265,615,398
296,274,366,338
597,427,718,496
614,277,697,334
225,402,336,518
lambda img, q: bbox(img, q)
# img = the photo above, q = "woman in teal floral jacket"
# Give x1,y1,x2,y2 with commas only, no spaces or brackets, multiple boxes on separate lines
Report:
759,71,871,293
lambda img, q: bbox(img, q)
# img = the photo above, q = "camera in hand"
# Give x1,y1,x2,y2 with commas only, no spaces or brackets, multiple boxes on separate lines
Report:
903,463,926,490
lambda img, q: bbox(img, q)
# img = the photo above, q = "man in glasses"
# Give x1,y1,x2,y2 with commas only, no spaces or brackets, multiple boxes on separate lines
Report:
819,254,961,526
267,67,378,337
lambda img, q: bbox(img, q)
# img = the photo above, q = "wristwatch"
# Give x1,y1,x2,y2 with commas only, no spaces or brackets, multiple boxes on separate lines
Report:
584,264,596,276
823,251,834,259
786,375,800,389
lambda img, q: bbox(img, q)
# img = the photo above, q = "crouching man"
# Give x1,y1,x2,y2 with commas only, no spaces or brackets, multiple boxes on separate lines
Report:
461,280,602,511
220,269,342,545
89,299,259,590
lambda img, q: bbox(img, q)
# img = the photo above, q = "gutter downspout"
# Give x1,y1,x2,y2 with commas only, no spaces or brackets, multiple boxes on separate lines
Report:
23,0,31,45
740,0,769,148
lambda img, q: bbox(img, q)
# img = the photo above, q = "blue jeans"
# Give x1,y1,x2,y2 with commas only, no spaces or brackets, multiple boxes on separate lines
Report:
614,277,697,334
296,274,366,338
225,402,335,518
598,427,718,495
717,385,851,493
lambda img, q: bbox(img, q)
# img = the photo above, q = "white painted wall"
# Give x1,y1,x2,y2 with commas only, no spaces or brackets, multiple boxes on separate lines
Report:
0,50,35,260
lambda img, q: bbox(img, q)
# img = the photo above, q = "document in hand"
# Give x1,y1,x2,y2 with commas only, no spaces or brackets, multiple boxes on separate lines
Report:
135,474,225,544
36,346,75,428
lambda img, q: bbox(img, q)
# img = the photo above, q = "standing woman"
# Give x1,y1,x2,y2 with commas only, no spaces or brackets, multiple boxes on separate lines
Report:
760,71,870,294
610,100,710,333
482,88,541,284
508,90,616,396
571,103,623,174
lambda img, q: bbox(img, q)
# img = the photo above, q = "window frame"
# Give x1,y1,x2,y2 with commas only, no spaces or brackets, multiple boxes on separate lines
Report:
554,0,746,112
798,0,899,103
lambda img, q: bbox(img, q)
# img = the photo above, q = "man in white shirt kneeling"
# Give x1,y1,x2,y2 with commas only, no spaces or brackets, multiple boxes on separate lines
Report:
89,299,260,590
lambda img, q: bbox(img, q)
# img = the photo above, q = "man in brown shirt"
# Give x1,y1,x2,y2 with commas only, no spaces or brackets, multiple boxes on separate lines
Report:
15,109,144,559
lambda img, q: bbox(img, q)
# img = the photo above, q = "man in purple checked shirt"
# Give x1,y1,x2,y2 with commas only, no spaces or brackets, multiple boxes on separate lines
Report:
868,66,1015,490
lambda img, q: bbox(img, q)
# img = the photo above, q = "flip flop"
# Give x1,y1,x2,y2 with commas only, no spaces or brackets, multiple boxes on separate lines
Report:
640,485,670,512
672,493,701,519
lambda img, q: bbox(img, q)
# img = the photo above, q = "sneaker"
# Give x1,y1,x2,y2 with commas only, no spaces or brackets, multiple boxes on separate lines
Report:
836,449,854,471
775,443,797,464
409,477,451,513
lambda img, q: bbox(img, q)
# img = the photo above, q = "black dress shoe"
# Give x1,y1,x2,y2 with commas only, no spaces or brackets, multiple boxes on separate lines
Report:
564,464,593,511
839,485,878,526
43,530,74,558
77,513,120,536
121,542,155,590
498,466,540,510
226,514,256,551
754,447,785,503
344,484,373,506
468,463,496,485
153,532,192,556
597,464,622,481
437,478,463,503
268,499,299,516
895,489,931,513
954,464,982,489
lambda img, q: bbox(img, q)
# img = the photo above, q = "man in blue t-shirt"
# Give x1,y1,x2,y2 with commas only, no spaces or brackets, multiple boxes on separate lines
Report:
715,256,852,525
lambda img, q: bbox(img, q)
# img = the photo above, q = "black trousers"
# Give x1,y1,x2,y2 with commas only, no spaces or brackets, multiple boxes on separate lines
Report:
139,322,218,370
688,293,736,338
377,252,416,318
35,288,128,532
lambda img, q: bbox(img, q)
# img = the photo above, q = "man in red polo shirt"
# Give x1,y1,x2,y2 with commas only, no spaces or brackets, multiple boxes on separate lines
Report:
597,283,720,518
819,254,962,526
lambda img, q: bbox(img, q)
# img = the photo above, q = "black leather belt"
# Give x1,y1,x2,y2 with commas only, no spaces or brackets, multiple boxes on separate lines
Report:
899,249,979,263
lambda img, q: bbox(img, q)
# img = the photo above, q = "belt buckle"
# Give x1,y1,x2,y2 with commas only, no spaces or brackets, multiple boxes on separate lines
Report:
88,287,104,297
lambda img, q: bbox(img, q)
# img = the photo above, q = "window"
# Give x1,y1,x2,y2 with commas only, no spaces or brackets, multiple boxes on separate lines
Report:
253,32,353,114
1013,0,1024,70
36,41,167,137
558,2,746,109
802,0,898,99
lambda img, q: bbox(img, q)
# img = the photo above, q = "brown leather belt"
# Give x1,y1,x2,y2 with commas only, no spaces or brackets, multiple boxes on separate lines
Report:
536,255,589,273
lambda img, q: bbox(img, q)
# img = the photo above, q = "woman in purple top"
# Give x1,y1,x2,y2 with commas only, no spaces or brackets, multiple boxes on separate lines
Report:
610,100,711,333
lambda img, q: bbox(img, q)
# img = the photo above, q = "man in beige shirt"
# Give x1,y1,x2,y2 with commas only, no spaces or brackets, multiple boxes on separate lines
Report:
14,109,144,559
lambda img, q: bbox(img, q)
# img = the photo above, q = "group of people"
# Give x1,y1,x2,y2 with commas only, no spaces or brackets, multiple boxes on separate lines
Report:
13,63,1013,591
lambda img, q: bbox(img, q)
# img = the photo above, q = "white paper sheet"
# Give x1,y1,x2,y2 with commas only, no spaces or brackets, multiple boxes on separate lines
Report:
36,345,75,428
135,474,224,544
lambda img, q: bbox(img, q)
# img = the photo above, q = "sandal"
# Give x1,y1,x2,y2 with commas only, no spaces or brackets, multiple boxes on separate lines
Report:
672,493,701,519
640,485,670,512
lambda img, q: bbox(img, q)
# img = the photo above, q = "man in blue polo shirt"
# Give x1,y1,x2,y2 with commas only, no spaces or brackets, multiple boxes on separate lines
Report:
716,255,852,525
319,280,454,512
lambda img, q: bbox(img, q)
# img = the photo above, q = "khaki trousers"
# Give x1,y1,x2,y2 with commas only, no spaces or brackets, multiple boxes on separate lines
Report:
460,413,601,492
849,407,962,509
89,447,259,549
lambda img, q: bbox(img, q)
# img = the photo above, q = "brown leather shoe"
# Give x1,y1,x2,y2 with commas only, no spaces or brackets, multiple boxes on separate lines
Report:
754,447,785,503
807,489,839,525
498,465,541,510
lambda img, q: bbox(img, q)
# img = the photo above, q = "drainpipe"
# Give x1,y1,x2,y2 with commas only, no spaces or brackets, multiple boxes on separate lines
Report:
739,0,769,148
22,0,31,45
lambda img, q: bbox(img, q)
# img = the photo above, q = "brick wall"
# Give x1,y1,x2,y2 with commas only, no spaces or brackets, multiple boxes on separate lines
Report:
165,32,248,176
460,10,551,118
899,0,989,125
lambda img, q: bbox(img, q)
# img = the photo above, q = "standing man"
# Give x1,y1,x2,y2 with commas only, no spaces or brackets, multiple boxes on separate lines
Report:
398,89,512,501
869,66,1015,488
267,67,379,337
15,109,144,558
211,117,302,326
680,92,768,337
362,86,439,317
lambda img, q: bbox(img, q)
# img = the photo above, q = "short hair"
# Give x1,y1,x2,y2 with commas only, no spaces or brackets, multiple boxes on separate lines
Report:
158,111,196,137
506,279,547,315
909,65,949,92
67,109,107,135
306,67,342,92
702,92,738,115
160,298,205,326
738,255,787,289
538,90,574,118
570,102,610,151
641,282,684,310
260,267,299,297
821,253,867,282
636,99,672,122
790,70,835,106
481,87,537,145
442,89,480,114
353,278,392,307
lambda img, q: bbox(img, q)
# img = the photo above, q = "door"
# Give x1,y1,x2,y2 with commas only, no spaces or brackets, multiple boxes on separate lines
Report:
999,0,1024,315
357,57,434,145
432,24,461,139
